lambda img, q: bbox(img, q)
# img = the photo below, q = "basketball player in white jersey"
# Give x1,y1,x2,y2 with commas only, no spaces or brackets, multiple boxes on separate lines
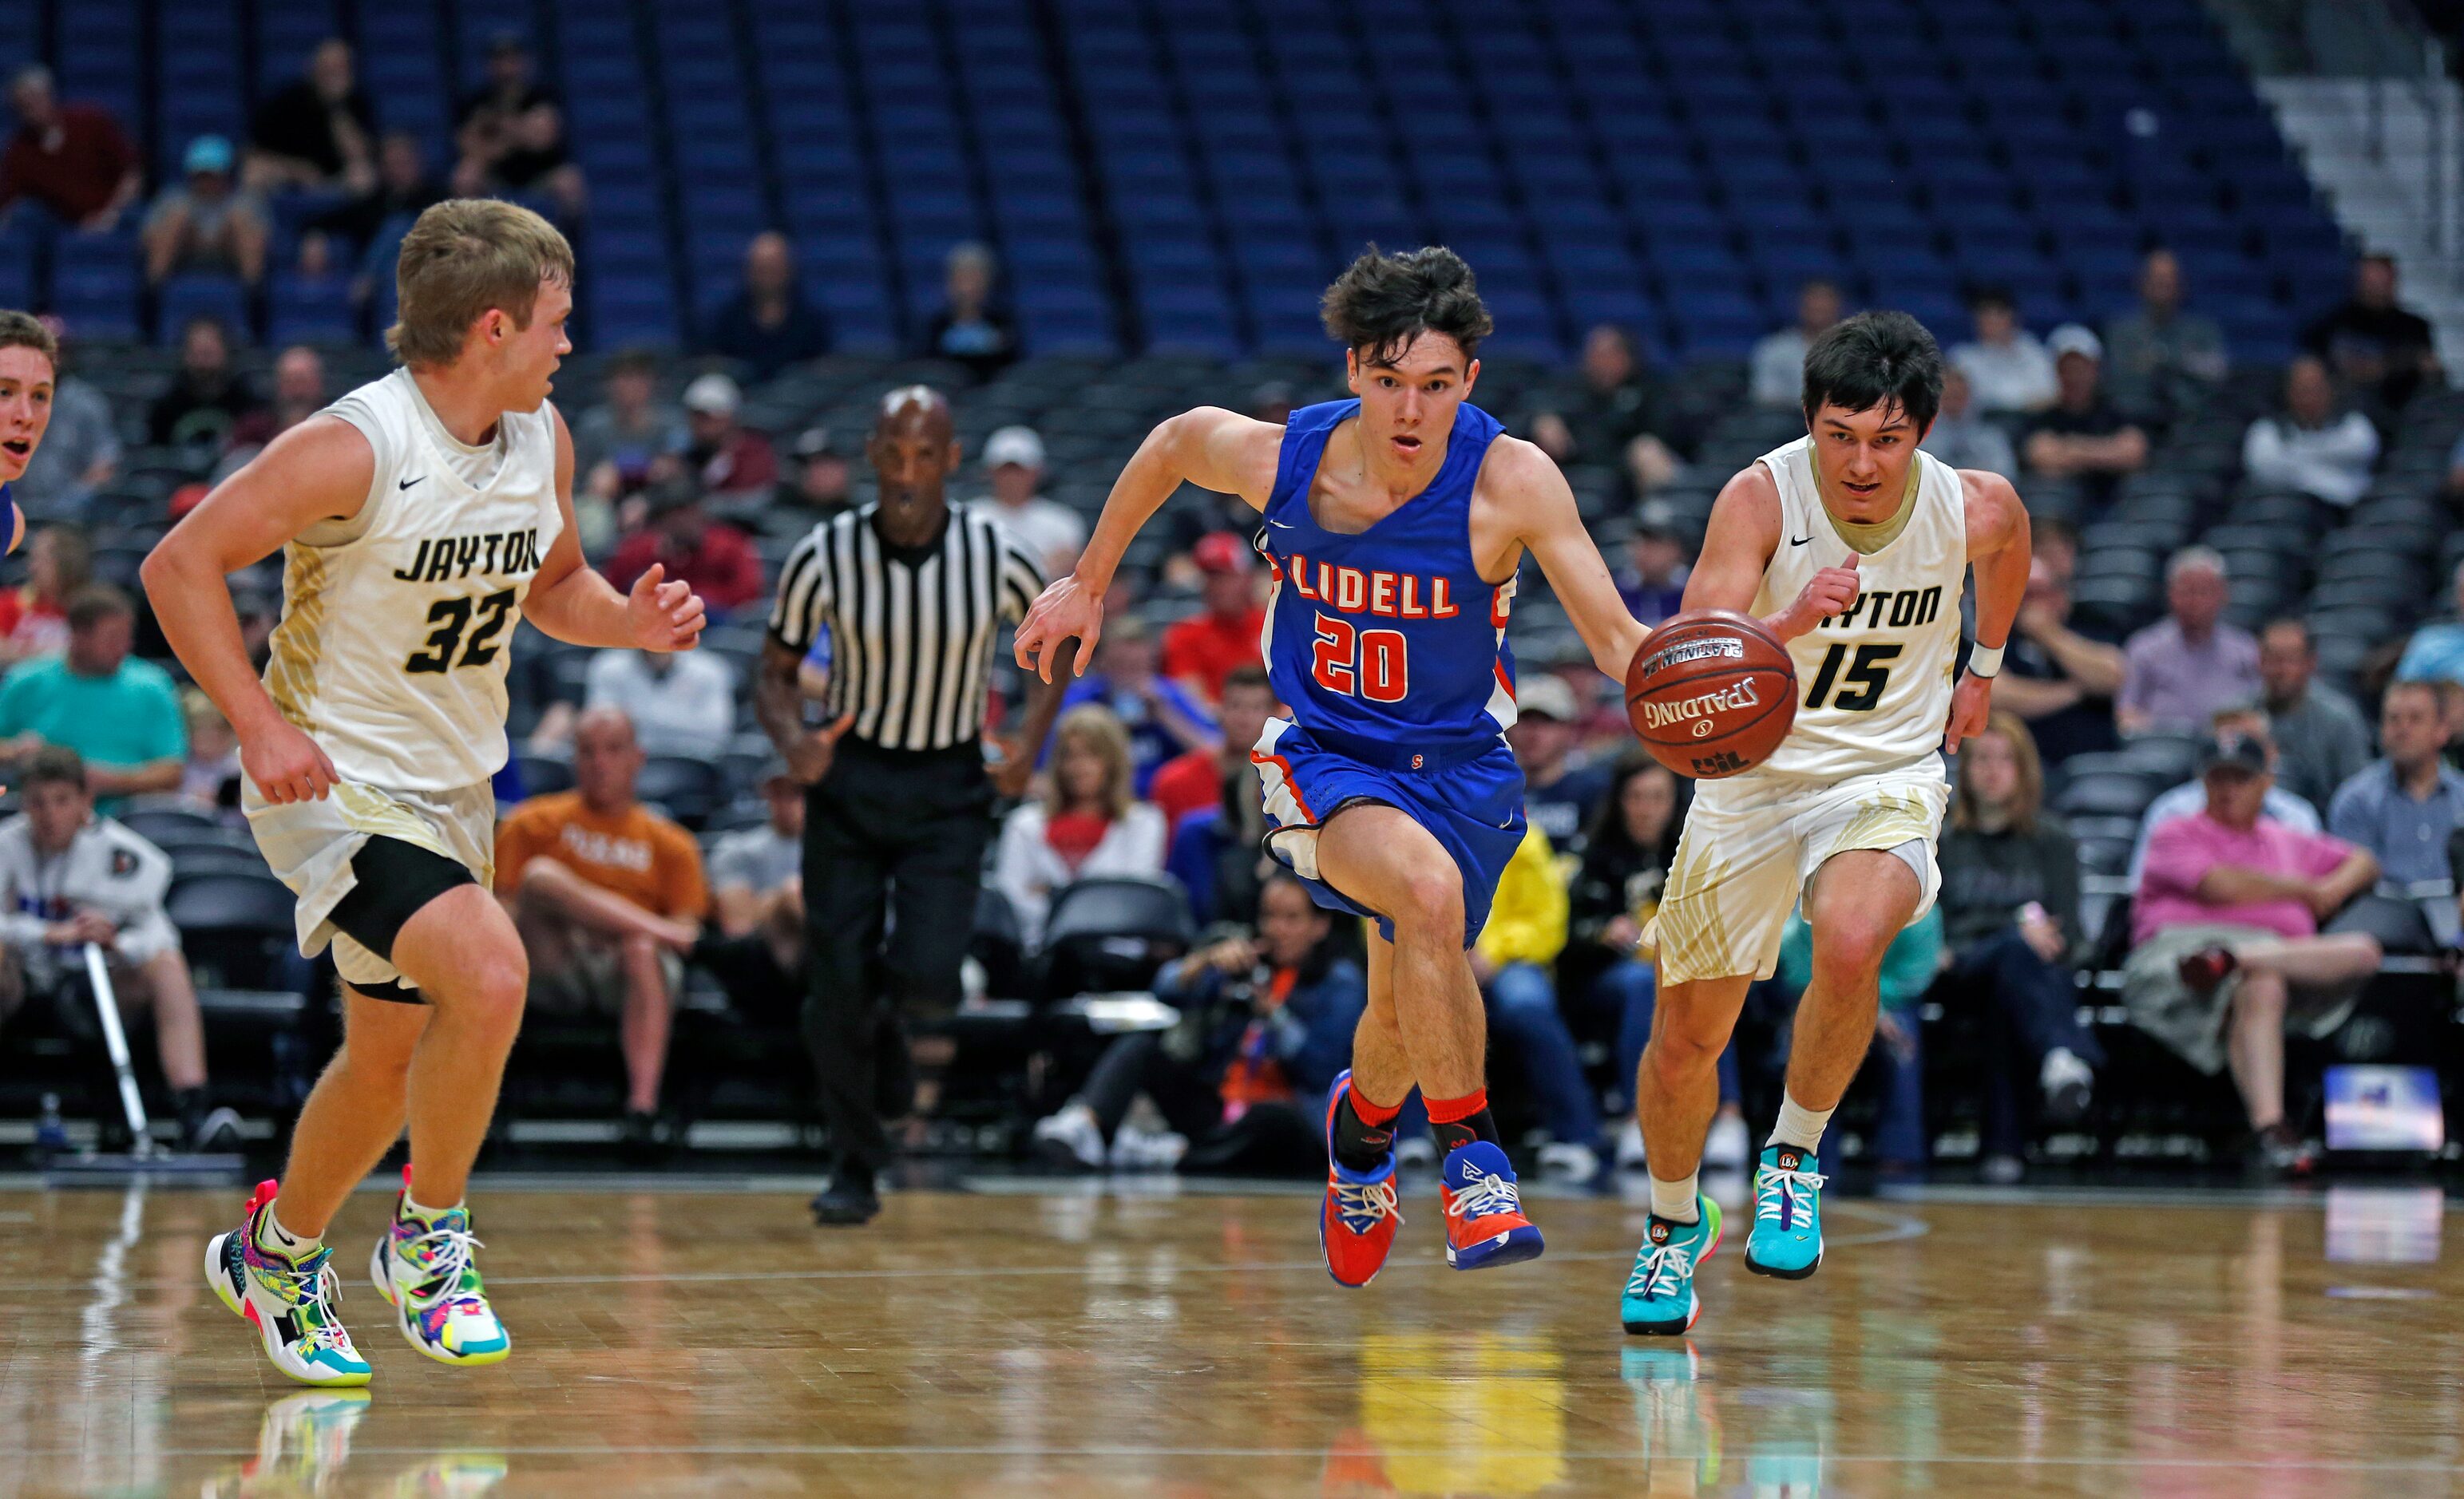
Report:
142,201,706,1386
1619,311,2029,1336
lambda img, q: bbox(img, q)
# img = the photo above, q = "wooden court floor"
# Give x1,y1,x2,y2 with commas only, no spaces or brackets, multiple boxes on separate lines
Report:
1,1175,2460,1497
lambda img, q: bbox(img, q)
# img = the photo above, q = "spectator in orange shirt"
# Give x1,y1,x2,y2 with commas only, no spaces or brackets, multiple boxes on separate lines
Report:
496,707,707,1151
604,477,765,618
1163,532,1265,703
1151,664,1277,836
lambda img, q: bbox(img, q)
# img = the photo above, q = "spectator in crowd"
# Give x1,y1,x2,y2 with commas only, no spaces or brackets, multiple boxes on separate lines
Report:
1523,323,1686,499
604,476,765,618
497,707,707,1149
701,759,807,1024
783,427,854,524
215,344,327,481
297,130,444,277
0,65,140,231
2304,252,2441,415
704,231,829,382
1473,824,1607,1179
1509,673,1610,853
992,704,1168,946
453,35,584,220
2242,355,2381,512
2259,617,2371,814
2330,680,2464,888
568,645,738,760
574,348,682,527
0,524,89,666
1772,904,1943,1174
0,746,238,1151
2130,706,2322,883
1033,872,1363,1176
1060,618,1214,797
177,687,240,811
2018,325,2148,514
12,330,118,512
1163,534,1264,704
1750,278,1843,409
146,316,262,449
2102,247,2229,429
1614,501,1692,627
676,373,777,500
1163,718,1274,927
1998,520,2124,765
0,587,185,808
1153,663,1275,835
141,137,267,289
245,38,376,193
1919,366,2017,479
1951,287,2057,413
1161,386,1287,569
923,242,1016,381
1935,713,2102,1183
2395,559,2464,686
2126,733,2382,1174
978,425,1083,579
2117,547,2260,737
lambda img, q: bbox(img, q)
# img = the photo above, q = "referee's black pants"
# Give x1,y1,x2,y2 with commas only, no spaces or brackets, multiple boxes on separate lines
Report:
801,736,993,1173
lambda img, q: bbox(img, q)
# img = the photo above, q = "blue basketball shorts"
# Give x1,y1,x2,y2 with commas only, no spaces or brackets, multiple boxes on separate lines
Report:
1250,717,1527,947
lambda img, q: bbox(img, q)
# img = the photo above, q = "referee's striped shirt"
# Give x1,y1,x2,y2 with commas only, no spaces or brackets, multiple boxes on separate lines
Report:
767,504,1047,751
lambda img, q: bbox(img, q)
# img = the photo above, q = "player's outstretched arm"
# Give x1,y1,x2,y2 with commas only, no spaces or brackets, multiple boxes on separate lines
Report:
1947,469,2031,753
141,415,374,803
1015,406,1281,682
525,405,704,652
1489,437,1650,681
1685,465,1859,642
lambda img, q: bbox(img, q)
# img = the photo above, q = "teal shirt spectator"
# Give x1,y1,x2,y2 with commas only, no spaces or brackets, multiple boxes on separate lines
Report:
0,654,188,810
1775,905,1945,1011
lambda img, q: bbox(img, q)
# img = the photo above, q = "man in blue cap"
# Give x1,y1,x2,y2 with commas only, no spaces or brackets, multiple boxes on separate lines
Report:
141,134,267,288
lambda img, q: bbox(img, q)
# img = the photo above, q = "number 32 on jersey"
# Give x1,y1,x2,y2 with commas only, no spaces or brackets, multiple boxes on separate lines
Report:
1311,612,1408,702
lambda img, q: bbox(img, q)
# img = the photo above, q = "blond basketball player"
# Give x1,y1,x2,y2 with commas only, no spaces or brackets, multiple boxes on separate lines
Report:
142,201,706,1386
1619,311,2029,1337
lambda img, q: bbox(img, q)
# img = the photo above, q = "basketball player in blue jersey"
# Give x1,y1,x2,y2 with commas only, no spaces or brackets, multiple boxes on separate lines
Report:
0,310,52,558
1017,247,1844,1287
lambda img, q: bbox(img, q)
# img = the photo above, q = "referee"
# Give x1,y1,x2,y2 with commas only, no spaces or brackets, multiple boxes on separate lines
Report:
759,386,1072,1225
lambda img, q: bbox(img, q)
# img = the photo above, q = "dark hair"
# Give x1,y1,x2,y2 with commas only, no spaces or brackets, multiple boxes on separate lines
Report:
1586,751,1688,865
1321,245,1493,366
608,347,659,378
1800,310,1944,432
1965,284,2015,312
1222,662,1272,698
2387,677,2442,713
65,583,133,631
1259,868,1344,983
2033,514,2080,555
22,743,84,794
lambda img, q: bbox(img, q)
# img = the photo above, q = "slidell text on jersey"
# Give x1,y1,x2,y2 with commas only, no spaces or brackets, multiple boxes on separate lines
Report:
1273,553,1475,619
390,527,546,584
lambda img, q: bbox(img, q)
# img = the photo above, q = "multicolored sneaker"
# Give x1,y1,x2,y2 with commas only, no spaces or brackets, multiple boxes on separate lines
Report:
1439,1141,1544,1271
370,1168,511,1367
1743,1145,1826,1279
1319,1070,1403,1287
204,1181,371,1387
1621,1195,1724,1335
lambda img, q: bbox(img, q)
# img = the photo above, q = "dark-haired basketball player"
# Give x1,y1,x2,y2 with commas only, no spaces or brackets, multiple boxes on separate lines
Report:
1619,312,2030,1336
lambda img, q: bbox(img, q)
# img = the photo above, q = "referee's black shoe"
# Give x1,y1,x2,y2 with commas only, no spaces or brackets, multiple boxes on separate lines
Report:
811,1162,881,1226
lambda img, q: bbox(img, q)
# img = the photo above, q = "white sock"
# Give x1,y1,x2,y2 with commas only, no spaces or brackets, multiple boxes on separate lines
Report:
254,1205,320,1257
1649,1172,1701,1224
400,1192,462,1224
1767,1091,1834,1154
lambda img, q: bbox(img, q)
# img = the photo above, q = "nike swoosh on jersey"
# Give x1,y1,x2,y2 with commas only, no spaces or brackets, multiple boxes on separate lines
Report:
1788,533,1812,545
398,476,425,490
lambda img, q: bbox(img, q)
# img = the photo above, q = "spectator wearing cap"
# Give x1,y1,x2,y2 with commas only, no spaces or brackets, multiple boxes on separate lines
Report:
703,231,830,383
245,38,376,193
12,326,119,512
784,427,854,522
2258,617,2371,814
0,586,186,811
1509,674,1611,854
1523,324,1687,500
2103,248,2229,430
2330,680,2464,888
1951,287,2057,413
2242,355,2380,514
2129,706,2319,886
1151,662,1277,836
2118,547,2260,738
2125,730,2381,1175
1163,534,1266,704
2019,325,2148,515
1750,279,1844,409
0,65,141,231
977,425,1083,578
1060,618,1215,798
604,476,765,619
1614,502,1692,627
677,373,777,500
700,758,810,1025
1918,366,2017,479
2397,560,2464,688
924,242,1016,381
141,136,267,288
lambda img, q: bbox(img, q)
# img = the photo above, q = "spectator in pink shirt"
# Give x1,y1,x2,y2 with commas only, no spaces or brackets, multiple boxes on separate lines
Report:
2124,733,2382,1175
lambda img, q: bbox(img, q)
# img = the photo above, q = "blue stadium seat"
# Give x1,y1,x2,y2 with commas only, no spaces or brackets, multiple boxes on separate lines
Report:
158,275,253,346
268,273,355,346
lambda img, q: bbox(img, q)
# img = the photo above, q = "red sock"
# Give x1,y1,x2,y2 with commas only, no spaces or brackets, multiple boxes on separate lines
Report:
1426,1088,1498,1152
1425,1088,1488,1125
1349,1084,1403,1128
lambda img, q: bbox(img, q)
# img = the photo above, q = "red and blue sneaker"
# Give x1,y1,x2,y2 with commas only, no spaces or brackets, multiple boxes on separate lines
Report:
1319,1070,1402,1288
1440,1141,1545,1271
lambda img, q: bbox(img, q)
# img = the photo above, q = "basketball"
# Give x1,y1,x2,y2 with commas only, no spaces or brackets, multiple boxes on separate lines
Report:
1625,610,1797,780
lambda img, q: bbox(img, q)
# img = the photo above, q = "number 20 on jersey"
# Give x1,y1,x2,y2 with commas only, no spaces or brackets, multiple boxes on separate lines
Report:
1310,614,1408,702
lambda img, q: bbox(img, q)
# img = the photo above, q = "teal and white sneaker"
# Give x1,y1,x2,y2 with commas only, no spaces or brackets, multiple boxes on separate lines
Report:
370,1168,511,1367
1621,1194,1723,1335
1743,1144,1826,1279
204,1180,372,1387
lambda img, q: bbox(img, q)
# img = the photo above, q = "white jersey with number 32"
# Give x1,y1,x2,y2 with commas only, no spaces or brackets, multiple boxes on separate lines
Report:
1745,435,1967,783
260,369,564,791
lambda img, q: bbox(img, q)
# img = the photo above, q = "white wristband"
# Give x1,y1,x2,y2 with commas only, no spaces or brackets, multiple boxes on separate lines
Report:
1966,642,2005,678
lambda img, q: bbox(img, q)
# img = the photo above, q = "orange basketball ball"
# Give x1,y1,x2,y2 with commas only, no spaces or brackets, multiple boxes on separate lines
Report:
1624,610,1797,779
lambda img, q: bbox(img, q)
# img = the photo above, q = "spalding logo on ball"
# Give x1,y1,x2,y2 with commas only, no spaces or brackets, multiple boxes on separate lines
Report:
1625,609,1797,779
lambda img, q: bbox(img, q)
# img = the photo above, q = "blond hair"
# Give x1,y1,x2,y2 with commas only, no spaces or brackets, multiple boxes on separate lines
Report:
1951,710,2046,834
386,200,574,368
1046,704,1135,822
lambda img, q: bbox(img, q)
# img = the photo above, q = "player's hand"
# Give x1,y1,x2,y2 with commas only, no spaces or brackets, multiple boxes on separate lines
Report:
784,712,857,786
243,717,340,803
627,563,707,653
1943,667,1994,753
987,734,1033,798
1770,555,1859,640
1015,574,1103,682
